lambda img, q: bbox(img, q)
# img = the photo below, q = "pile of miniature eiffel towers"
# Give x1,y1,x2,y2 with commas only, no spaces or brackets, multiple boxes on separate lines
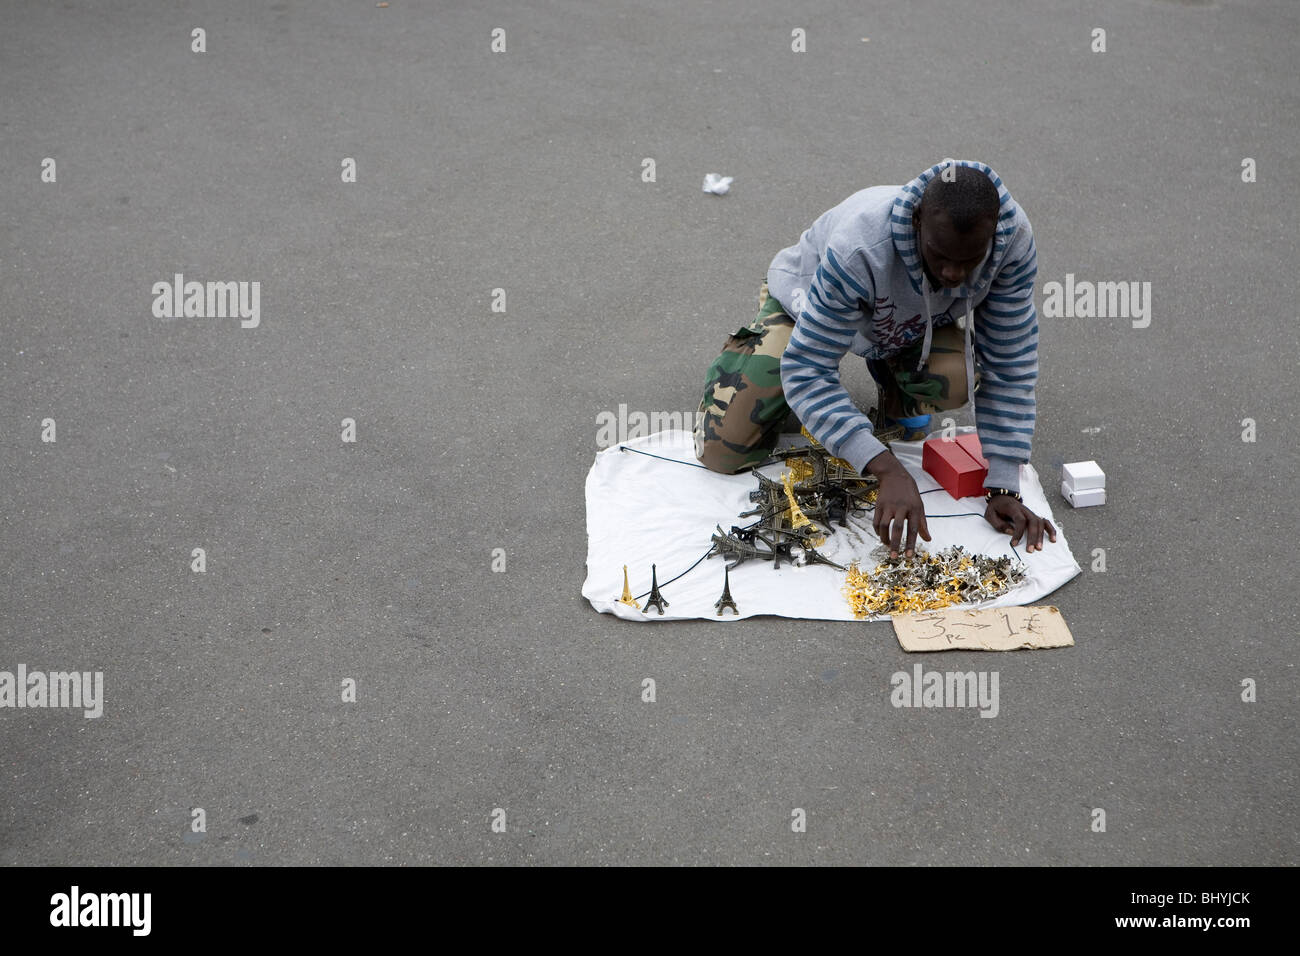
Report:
614,436,878,618
706,439,880,573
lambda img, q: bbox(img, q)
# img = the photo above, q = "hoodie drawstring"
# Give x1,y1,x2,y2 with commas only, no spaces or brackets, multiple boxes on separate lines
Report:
919,280,976,415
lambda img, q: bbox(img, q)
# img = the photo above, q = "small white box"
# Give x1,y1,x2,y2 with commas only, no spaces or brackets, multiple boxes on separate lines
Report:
1062,460,1106,492
1061,481,1106,507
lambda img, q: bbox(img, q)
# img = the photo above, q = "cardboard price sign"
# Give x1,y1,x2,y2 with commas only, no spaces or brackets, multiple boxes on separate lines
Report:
892,606,1074,652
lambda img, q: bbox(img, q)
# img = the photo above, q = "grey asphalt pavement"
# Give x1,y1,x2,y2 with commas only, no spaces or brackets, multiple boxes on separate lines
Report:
2,0,1297,865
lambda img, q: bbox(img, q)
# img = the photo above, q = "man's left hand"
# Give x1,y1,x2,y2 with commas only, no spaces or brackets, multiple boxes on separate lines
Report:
985,495,1057,553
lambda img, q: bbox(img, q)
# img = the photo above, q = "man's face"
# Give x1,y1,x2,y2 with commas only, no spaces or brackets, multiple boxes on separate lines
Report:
914,206,995,290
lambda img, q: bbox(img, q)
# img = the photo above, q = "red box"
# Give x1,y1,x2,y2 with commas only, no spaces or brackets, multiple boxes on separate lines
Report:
922,435,988,499
954,433,989,470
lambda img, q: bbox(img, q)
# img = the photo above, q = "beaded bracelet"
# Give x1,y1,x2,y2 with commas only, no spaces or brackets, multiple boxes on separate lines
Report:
984,487,1023,503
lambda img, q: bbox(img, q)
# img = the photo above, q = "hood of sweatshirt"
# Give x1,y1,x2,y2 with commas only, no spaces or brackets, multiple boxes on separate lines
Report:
887,160,1021,412
890,159,1018,298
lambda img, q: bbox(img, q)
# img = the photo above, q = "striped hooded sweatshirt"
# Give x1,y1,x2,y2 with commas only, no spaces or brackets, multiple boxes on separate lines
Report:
768,160,1039,494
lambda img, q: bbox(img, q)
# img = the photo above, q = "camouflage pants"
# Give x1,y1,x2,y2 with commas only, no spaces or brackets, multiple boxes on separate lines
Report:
866,322,980,423
693,279,978,474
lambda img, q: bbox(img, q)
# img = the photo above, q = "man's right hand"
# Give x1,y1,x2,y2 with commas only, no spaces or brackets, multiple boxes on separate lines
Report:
866,450,931,559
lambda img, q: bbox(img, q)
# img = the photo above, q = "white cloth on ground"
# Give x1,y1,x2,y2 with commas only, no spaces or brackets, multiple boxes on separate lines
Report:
583,428,1082,622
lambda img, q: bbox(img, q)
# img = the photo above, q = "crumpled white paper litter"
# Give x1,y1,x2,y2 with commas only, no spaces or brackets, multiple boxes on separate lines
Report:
702,173,733,195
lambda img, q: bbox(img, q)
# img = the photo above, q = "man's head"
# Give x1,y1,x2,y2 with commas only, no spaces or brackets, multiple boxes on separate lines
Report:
912,165,1000,289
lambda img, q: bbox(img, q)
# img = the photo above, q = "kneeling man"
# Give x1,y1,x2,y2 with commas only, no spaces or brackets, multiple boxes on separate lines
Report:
693,160,1056,558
